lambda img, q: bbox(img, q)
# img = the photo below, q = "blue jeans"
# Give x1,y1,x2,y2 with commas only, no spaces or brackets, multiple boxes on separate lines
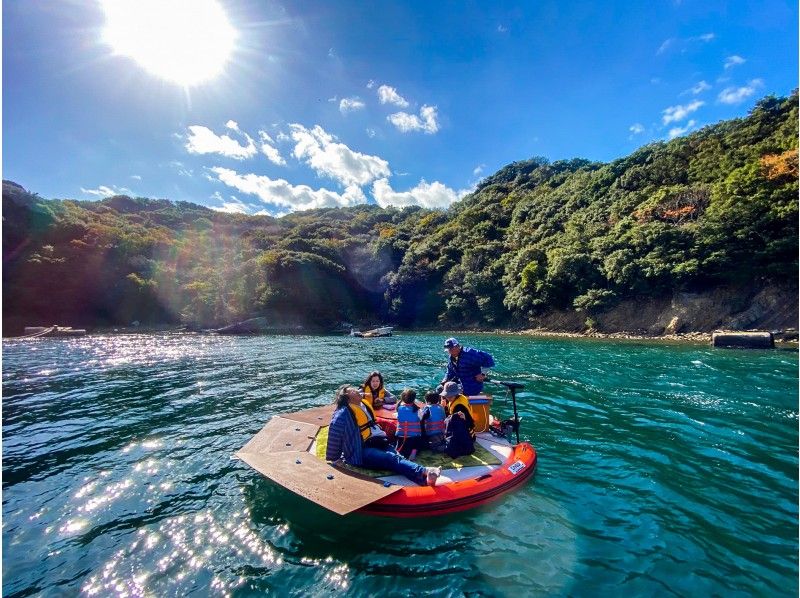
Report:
362,447,426,485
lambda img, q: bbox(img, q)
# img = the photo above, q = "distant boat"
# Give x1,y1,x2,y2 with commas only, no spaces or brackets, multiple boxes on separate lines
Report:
350,326,393,338
214,317,270,334
21,326,86,338
212,317,306,335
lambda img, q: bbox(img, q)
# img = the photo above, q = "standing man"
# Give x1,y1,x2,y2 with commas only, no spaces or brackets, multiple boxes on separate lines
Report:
442,337,495,396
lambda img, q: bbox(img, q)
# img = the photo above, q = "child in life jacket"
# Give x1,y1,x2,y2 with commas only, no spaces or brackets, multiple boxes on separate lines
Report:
395,388,424,459
362,371,396,410
420,391,447,452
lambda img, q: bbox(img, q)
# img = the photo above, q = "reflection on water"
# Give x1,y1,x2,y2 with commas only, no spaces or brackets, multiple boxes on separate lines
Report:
2,333,797,596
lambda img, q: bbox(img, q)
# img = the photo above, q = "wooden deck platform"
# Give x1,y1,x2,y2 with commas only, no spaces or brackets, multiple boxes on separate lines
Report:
235,405,400,515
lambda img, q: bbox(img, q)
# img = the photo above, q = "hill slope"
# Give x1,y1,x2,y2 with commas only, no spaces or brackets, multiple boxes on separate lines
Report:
3,93,797,335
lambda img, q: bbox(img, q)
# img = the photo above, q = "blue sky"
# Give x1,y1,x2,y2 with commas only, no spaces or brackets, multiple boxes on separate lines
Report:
3,0,797,215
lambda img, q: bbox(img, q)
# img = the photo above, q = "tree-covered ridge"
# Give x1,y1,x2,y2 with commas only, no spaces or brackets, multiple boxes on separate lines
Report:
3,94,797,333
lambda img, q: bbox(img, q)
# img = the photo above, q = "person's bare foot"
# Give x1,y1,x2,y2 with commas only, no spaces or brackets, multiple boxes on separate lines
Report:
426,467,441,487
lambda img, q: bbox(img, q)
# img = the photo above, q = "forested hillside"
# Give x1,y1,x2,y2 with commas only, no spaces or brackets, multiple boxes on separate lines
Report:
3,93,797,335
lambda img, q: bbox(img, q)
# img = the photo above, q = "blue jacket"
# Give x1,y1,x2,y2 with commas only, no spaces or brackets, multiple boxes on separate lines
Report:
325,406,364,466
445,346,495,396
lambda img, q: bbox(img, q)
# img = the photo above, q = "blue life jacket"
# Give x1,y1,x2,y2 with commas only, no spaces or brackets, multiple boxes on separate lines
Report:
423,404,446,435
396,403,422,438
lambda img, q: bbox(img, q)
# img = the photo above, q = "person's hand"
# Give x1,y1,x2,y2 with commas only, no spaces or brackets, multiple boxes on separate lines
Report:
475,372,487,382
374,398,384,409
457,412,465,419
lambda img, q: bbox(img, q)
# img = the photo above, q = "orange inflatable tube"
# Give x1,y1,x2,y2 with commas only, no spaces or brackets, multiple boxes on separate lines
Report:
357,441,537,517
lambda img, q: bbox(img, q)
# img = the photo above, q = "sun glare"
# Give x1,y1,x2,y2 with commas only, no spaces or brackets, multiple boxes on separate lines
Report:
101,0,236,86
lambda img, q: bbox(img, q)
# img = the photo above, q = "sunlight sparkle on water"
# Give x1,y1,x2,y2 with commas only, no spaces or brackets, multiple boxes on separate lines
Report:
77,479,133,513
83,509,281,595
60,518,89,534
88,336,204,370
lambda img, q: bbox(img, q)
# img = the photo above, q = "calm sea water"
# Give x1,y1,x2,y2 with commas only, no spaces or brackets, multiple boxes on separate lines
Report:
2,333,797,596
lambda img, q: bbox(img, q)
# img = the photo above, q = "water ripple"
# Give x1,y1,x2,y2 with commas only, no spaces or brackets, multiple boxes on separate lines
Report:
2,333,797,596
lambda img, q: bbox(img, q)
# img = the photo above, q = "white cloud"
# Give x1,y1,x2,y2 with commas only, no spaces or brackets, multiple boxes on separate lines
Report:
290,124,391,187
662,100,704,124
724,55,746,69
258,131,286,166
366,128,377,138
377,85,410,107
168,160,193,177
80,184,134,198
130,174,142,180
371,178,463,209
209,191,250,214
185,125,257,160
717,79,763,104
212,203,248,214
668,119,697,139
497,24,508,33
473,163,486,176
339,97,366,113
387,105,440,134
657,32,715,55
225,120,240,131
685,80,711,95
366,79,375,89
656,38,674,55
210,166,366,212
629,123,645,135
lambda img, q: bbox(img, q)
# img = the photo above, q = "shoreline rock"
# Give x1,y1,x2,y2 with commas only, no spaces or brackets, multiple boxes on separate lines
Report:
408,326,798,346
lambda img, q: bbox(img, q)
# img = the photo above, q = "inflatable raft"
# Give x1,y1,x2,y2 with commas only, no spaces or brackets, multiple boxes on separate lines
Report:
236,402,536,517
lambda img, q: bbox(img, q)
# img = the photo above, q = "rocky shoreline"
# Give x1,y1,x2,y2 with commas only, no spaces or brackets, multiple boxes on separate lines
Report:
401,325,800,346
5,323,798,348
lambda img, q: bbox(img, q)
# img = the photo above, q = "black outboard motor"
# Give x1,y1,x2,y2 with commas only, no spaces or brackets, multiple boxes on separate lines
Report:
491,380,524,444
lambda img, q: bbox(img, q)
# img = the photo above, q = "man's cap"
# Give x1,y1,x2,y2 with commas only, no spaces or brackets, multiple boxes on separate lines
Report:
443,337,460,349
440,381,461,397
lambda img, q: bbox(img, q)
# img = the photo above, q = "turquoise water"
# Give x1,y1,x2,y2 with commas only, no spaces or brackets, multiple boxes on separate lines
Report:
2,333,797,596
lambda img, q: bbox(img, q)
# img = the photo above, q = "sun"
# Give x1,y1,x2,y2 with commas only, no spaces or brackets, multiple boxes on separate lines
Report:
100,0,237,87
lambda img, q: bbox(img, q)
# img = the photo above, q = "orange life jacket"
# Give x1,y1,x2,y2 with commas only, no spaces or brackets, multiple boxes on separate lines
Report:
447,394,475,436
348,399,378,441
363,385,386,406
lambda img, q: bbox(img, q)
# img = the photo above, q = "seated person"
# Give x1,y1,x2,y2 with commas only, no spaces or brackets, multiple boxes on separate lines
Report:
363,371,396,409
444,408,475,458
440,381,476,440
420,391,447,453
395,389,425,459
326,385,440,486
